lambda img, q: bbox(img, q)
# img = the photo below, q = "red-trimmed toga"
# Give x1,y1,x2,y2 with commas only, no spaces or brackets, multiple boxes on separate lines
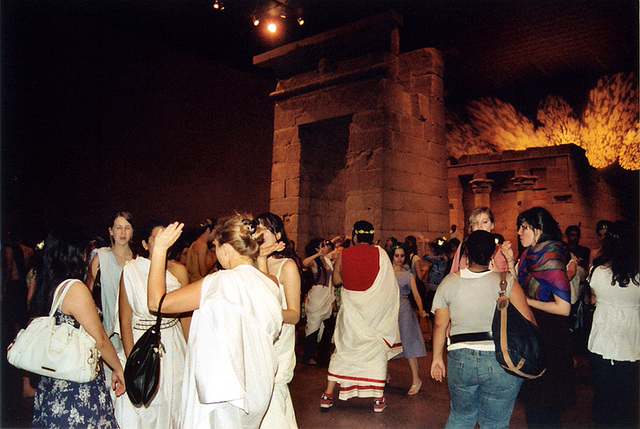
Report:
327,244,401,400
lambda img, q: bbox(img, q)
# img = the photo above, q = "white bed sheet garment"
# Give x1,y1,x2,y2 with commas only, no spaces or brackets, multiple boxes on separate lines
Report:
115,257,186,429
262,258,298,429
96,247,125,404
304,256,335,338
328,246,402,400
180,265,284,429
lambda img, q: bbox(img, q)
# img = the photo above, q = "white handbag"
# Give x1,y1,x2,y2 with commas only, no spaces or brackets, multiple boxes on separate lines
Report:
7,279,101,383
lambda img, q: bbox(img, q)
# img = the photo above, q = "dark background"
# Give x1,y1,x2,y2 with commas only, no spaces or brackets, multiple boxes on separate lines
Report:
2,0,638,243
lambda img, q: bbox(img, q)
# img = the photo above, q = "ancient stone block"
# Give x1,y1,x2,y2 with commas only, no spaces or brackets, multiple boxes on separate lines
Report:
352,109,386,129
284,178,300,198
271,198,300,216
273,127,300,146
271,180,285,200
349,128,387,153
272,144,301,163
272,162,300,181
348,168,384,192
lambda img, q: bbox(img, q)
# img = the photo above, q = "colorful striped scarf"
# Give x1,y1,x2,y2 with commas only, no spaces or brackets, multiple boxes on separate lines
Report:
518,240,571,303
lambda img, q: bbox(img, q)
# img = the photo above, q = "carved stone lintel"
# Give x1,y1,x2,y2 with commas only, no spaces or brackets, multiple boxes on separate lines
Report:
470,178,494,194
511,175,538,191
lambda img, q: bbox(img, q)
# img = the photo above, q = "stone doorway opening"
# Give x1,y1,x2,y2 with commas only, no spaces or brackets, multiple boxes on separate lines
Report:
299,115,352,244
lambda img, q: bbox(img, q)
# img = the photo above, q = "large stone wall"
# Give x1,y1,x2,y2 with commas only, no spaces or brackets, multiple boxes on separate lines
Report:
255,12,449,249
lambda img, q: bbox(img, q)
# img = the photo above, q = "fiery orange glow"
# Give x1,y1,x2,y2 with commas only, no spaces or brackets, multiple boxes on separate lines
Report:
447,73,639,170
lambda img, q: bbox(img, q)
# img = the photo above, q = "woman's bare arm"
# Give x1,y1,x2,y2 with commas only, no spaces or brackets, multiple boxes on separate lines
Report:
118,275,134,357
409,273,427,317
526,293,571,316
280,259,301,324
148,223,203,315
168,260,193,340
85,255,100,293
61,282,126,397
508,279,537,325
430,307,450,382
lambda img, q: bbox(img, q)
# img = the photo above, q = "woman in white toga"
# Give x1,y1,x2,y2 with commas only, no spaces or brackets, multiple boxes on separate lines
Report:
147,215,283,429
118,220,190,428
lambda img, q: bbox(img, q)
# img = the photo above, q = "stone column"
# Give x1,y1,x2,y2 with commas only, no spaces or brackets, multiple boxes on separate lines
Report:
512,172,538,210
470,174,494,209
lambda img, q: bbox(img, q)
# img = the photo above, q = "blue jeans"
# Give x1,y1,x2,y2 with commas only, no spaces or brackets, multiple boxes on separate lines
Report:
446,348,523,429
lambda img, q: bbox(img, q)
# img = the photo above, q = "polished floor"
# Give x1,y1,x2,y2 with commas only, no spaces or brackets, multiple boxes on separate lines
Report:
3,320,596,428
289,349,595,428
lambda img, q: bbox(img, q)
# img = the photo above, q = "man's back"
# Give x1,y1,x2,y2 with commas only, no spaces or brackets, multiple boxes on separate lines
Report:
341,244,379,291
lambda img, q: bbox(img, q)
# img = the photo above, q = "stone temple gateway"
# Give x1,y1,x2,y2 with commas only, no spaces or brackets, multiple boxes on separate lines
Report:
255,12,449,247
255,12,632,251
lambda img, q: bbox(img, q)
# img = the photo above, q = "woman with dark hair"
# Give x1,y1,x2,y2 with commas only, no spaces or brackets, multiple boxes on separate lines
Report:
117,220,189,428
185,219,217,283
255,212,301,428
587,221,639,428
301,237,335,366
404,235,428,284
431,230,534,428
508,207,574,428
146,216,283,428
85,212,135,403
388,243,427,395
31,226,126,428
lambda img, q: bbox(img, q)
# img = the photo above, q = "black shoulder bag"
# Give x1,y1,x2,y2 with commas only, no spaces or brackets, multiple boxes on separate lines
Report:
492,272,547,379
124,293,166,406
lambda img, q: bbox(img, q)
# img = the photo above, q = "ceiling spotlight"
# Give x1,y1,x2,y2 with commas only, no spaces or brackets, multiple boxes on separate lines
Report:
297,16,304,25
213,1,220,10
253,16,260,26
267,22,277,33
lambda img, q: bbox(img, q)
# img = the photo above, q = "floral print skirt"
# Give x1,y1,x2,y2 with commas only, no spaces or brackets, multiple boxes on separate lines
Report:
33,362,119,429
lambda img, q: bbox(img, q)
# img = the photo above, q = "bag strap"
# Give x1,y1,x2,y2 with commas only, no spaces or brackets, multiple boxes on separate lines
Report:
497,271,509,310
496,271,544,379
49,279,79,316
154,293,167,332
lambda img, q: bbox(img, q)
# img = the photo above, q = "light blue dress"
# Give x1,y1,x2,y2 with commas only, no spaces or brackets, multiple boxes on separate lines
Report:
396,270,427,359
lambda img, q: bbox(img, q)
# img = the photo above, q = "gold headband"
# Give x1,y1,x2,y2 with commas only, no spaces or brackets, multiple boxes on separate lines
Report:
354,229,374,235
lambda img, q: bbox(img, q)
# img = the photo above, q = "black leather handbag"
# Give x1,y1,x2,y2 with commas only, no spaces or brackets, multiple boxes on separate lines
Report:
492,272,547,379
124,294,166,406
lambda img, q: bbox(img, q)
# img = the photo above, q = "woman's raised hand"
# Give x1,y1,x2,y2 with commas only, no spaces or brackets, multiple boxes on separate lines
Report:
155,222,184,251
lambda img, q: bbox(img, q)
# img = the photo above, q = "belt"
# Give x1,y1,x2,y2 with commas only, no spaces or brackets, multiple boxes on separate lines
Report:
449,332,493,344
133,318,179,330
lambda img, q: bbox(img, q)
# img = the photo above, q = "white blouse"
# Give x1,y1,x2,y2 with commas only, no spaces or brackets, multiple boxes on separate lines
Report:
588,266,640,361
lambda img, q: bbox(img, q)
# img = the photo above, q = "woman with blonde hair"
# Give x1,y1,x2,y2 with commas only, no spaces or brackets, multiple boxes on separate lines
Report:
147,215,283,428
450,207,509,273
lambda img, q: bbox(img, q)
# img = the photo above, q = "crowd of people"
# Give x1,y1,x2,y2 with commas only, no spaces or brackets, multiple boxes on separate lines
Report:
1,206,638,428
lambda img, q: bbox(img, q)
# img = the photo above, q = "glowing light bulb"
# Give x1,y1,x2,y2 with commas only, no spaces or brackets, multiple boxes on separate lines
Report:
267,23,277,33
213,1,219,9
297,17,304,25
253,17,260,26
